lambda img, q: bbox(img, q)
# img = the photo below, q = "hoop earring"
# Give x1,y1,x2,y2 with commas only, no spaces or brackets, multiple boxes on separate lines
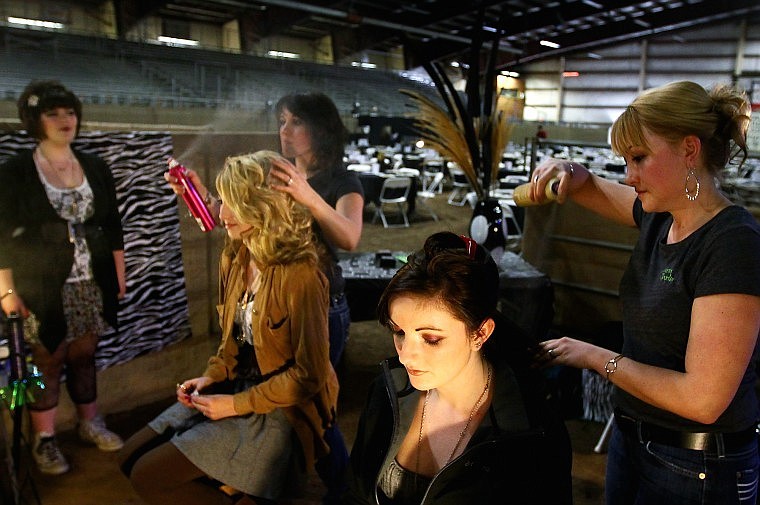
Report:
685,167,700,201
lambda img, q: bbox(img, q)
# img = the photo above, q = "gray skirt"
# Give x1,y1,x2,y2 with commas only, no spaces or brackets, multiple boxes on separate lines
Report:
148,398,306,499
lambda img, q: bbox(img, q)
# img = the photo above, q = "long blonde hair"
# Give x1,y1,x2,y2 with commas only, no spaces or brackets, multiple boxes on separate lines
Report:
610,80,751,175
215,150,317,266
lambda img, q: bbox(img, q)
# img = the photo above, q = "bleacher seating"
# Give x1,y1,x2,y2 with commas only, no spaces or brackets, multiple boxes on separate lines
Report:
0,25,440,117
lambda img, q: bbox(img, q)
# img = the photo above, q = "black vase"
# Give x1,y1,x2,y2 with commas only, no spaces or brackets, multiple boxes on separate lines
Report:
469,197,507,260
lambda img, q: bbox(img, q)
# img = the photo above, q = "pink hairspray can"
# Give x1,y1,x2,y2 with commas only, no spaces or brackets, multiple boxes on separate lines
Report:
167,158,216,232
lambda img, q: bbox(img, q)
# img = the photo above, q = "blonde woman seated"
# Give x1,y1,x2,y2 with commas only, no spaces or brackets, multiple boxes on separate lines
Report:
119,151,339,504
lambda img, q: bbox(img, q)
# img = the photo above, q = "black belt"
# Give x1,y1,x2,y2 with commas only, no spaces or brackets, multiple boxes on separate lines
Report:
39,222,101,243
615,409,757,452
68,223,105,243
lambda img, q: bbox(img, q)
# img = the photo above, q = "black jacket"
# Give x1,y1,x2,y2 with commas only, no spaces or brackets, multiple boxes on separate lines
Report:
0,148,123,352
341,356,573,504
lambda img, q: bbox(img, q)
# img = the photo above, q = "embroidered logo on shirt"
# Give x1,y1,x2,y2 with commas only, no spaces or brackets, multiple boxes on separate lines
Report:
660,268,674,282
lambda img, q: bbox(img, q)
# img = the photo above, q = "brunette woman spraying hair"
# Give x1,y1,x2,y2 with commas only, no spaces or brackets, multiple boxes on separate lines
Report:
532,81,760,504
120,151,338,504
342,232,572,504
0,80,125,475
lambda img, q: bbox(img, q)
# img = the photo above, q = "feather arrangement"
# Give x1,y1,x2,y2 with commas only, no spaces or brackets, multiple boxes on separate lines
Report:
400,88,516,201
401,8,516,201
399,89,482,199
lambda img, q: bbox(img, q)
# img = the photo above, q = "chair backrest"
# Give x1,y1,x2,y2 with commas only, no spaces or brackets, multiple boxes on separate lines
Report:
426,171,445,193
395,167,420,177
447,163,471,185
379,176,411,202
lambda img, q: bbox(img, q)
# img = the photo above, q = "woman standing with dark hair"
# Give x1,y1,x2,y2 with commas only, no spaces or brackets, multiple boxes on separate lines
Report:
0,80,126,475
270,92,364,368
342,232,573,504
532,81,760,504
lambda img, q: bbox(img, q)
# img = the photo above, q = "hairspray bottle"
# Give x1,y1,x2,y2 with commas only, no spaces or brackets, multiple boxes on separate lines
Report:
512,177,560,207
167,158,216,232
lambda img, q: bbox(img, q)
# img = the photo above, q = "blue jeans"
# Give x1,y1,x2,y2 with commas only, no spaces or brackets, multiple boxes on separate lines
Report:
318,294,350,503
328,294,351,368
606,421,759,505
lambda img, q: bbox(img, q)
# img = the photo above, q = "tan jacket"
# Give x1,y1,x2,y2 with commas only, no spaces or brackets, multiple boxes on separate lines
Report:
204,244,339,466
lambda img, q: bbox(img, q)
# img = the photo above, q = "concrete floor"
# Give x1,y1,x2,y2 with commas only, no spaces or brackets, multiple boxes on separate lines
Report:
3,188,608,504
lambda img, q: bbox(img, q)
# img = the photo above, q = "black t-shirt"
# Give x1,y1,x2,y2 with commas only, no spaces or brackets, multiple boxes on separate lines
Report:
307,164,364,296
615,199,760,432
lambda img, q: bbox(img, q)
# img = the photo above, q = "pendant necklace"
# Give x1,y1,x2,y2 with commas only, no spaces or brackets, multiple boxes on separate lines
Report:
416,363,493,475
36,147,78,189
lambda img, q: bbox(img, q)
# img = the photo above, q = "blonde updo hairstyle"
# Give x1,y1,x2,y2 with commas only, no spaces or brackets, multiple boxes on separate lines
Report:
610,80,751,176
215,150,317,266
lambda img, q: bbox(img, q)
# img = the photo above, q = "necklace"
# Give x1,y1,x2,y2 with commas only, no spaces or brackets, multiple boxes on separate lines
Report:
37,147,75,171
416,363,492,475
35,148,80,189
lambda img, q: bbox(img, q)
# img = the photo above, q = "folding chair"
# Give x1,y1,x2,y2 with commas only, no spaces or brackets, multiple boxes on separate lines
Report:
447,164,473,206
421,161,444,193
372,176,411,228
416,172,444,221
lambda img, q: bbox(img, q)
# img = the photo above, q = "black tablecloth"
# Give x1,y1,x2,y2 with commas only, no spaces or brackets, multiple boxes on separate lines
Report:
339,250,408,321
339,251,553,340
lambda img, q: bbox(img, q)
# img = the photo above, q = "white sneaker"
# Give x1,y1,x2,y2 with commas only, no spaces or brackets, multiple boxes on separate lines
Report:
78,415,124,452
32,433,70,475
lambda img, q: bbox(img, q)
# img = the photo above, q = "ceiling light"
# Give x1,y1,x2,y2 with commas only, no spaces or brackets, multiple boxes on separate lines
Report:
587,52,603,59
562,71,580,77
582,0,604,8
501,71,520,78
158,36,198,46
8,16,64,29
450,61,460,68
351,61,377,69
267,50,299,59
540,40,560,49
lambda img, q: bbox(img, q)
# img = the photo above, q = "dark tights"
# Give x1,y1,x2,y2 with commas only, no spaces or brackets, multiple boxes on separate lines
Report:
28,333,98,410
118,426,237,505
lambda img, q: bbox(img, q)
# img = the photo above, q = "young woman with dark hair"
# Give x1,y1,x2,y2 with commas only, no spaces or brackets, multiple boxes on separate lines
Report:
0,80,126,475
342,232,573,504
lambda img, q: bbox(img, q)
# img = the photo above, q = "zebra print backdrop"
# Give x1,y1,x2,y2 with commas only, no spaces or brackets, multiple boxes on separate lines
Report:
582,368,614,423
0,131,191,370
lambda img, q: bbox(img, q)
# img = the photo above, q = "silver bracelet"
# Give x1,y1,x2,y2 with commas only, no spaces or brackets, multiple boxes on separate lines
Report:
604,354,625,380
0,288,14,301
